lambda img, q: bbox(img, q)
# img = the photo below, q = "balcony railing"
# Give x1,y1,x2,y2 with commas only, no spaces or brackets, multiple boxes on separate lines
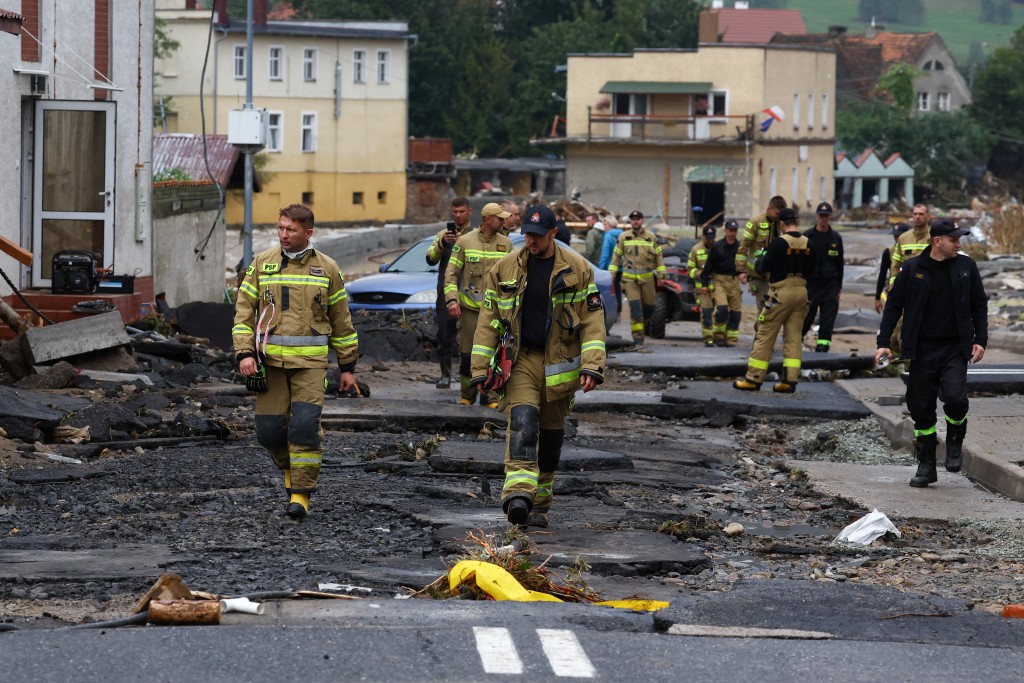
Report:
585,108,755,142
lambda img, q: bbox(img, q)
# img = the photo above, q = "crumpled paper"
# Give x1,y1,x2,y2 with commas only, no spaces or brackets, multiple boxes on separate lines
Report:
835,509,901,545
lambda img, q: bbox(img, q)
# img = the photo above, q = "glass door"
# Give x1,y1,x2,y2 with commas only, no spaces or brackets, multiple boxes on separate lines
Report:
32,101,115,286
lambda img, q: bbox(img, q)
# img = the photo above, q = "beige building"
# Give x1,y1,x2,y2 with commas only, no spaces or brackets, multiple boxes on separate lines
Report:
542,45,836,225
155,0,412,225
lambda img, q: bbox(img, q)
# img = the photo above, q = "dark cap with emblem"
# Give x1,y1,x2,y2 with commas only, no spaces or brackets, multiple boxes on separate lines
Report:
779,208,799,223
930,218,969,239
815,201,833,215
892,222,910,238
522,205,557,235
628,210,644,219
702,225,717,238
724,219,739,230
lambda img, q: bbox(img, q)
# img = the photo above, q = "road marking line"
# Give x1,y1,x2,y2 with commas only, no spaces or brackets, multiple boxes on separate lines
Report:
537,628,596,678
473,626,523,674
667,623,835,639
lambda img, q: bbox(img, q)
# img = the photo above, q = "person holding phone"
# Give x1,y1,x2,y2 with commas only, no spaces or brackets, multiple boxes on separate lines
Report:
426,197,472,388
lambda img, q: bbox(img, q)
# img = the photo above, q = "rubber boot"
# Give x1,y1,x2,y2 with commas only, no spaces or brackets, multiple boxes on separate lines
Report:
506,497,530,525
909,436,938,488
733,378,761,391
773,381,797,393
287,492,309,520
501,405,540,524
435,356,452,389
283,469,292,496
945,419,966,473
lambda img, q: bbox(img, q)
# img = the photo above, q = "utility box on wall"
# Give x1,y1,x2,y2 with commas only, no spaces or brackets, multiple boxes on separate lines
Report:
228,109,268,147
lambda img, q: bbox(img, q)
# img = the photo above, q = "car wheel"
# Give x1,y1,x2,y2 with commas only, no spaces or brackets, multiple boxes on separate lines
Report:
648,292,668,339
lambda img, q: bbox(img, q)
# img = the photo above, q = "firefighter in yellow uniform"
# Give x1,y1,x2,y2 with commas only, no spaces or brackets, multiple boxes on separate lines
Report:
426,197,473,389
734,208,814,393
736,196,786,321
444,202,513,407
471,206,606,528
886,204,931,355
687,225,716,347
609,210,665,344
702,220,743,347
233,204,359,520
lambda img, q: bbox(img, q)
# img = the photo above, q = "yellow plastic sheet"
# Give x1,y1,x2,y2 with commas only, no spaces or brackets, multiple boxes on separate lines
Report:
448,561,563,602
594,599,670,612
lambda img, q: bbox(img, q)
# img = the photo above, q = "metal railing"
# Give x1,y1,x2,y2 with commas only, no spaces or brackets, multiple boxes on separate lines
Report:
585,107,755,142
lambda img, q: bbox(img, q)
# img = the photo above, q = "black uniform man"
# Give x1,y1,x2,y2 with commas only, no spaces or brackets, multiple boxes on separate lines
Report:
801,201,844,353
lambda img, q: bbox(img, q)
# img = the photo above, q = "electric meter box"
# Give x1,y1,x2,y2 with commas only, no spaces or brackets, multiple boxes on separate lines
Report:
228,108,268,147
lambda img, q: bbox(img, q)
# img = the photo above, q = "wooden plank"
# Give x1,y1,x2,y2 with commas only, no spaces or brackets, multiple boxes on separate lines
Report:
20,310,131,364
0,235,32,266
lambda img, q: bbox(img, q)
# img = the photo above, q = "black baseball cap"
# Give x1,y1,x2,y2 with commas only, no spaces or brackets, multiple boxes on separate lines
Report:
522,205,557,235
702,225,717,238
724,219,739,230
628,210,644,219
779,208,798,222
815,201,833,215
892,222,910,237
930,218,969,239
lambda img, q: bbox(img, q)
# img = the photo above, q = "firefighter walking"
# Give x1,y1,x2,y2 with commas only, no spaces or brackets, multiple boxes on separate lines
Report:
886,204,931,354
687,225,716,346
444,202,513,407
702,219,743,347
734,208,813,393
736,196,786,321
609,210,665,344
426,197,473,389
471,205,606,528
233,204,359,520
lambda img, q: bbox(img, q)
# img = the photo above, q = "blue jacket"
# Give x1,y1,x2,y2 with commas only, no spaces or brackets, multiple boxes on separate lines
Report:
599,228,623,270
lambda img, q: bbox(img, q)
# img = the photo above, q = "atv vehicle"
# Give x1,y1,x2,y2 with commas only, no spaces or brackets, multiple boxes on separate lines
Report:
647,237,701,339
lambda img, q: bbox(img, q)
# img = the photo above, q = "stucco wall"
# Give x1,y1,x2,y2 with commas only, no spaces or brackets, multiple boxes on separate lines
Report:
152,184,226,306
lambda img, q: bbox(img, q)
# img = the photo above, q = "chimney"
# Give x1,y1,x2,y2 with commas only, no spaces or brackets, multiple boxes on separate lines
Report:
699,11,720,44
827,25,847,39
254,0,268,27
214,0,228,27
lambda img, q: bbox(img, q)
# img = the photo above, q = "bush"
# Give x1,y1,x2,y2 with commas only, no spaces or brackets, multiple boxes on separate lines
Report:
985,207,1024,255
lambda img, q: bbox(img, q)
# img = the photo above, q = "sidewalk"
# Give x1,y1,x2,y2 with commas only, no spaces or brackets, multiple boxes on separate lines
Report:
838,376,1024,503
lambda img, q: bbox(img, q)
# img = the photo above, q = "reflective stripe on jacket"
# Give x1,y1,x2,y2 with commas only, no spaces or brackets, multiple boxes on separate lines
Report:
608,227,665,280
736,212,778,275
443,228,514,310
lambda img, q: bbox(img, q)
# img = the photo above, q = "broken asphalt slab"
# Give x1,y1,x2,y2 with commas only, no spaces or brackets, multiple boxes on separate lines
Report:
427,440,632,475
0,385,90,426
654,579,1024,648
661,380,871,420
321,398,501,431
608,346,874,378
0,542,185,581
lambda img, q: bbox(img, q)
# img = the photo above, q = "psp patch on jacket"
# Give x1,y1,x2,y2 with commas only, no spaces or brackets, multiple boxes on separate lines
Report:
587,293,603,311
262,263,280,273
309,266,325,276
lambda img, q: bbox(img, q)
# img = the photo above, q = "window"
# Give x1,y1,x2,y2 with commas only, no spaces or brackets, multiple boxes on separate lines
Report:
792,167,799,202
820,176,827,202
807,93,814,129
821,94,830,129
377,191,387,204
937,91,951,112
302,191,314,205
353,49,366,83
806,167,813,202
301,112,317,152
267,112,283,152
792,93,800,130
700,90,728,120
234,45,246,79
769,168,777,196
268,46,283,80
924,60,945,71
376,50,390,84
917,92,931,112
303,48,317,82
353,191,364,205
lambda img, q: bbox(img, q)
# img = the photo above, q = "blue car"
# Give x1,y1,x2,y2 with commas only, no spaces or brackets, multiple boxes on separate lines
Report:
346,234,620,331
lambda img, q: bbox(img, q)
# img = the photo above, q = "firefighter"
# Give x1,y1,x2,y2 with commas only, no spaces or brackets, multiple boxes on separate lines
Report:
471,205,606,528
444,202,513,407
687,225,716,347
886,204,931,354
609,210,666,344
734,208,813,393
737,196,786,322
875,219,987,488
702,219,743,347
801,202,844,353
426,197,473,389
233,204,359,520
874,222,910,314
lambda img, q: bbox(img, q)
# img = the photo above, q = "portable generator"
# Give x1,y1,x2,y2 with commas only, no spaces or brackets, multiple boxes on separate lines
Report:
51,250,99,294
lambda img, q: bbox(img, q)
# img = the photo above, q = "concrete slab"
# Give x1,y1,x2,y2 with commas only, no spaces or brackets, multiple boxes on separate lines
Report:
608,346,874,378
427,440,632,475
0,544,183,581
321,398,501,432
662,381,871,420
571,390,703,418
839,377,1024,503
798,460,1024,521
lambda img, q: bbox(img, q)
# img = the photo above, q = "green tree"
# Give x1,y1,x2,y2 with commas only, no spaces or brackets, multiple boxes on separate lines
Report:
873,63,918,114
971,25,1024,191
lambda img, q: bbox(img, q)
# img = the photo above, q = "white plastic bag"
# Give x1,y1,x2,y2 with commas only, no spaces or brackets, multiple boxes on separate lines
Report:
835,509,901,545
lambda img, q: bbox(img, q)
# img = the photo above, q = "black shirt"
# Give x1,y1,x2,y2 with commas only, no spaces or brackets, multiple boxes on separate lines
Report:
920,256,958,340
702,238,740,283
555,220,571,245
803,227,844,284
521,254,555,351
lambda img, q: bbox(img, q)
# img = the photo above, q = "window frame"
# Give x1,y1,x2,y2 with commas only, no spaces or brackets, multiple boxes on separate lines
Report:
917,91,931,112
937,91,951,112
300,111,317,153
792,93,800,130
376,49,391,85
233,45,246,80
821,93,830,130
303,48,317,82
353,49,366,84
268,45,283,81
267,111,284,152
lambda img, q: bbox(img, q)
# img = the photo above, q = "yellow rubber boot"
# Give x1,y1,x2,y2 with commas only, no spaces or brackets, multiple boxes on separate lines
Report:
283,469,292,493
287,493,309,520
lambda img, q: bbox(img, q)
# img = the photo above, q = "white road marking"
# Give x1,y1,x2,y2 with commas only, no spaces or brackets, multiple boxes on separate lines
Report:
473,626,524,674
537,628,596,678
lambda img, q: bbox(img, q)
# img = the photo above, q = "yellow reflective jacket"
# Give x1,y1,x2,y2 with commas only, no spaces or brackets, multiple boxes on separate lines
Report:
471,244,606,401
608,226,665,281
687,240,712,292
426,224,472,266
443,228,514,310
736,211,779,275
888,227,930,288
232,247,358,370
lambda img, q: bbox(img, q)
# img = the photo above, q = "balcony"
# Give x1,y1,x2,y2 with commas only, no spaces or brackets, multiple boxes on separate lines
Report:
583,110,756,144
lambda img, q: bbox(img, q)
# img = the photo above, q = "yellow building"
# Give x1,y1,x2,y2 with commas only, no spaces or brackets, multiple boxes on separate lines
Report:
155,1,411,225
541,45,836,225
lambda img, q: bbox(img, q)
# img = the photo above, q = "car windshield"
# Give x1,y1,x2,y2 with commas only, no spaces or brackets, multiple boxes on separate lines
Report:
385,239,436,273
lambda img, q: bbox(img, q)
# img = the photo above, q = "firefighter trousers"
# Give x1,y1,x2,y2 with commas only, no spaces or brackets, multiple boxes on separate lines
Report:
500,348,572,514
748,275,770,321
745,283,809,384
712,274,742,345
802,279,840,346
695,284,714,342
622,276,656,341
906,338,969,435
254,365,326,493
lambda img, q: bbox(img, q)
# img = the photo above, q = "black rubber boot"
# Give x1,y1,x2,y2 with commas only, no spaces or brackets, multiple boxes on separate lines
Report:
435,356,452,389
945,419,967,473
506,497,530,525
909,436,938,488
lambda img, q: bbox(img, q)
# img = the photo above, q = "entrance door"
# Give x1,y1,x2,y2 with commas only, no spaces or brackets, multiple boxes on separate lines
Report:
610,94,647,138
689,182,725,228
32,101,115,286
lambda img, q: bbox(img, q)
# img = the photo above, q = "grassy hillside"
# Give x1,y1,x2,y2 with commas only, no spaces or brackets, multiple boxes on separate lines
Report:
788,0,1021,69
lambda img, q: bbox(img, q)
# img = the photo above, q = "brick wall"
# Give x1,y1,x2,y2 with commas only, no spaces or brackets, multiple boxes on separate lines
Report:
93,0,109,101
21,0,39,62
